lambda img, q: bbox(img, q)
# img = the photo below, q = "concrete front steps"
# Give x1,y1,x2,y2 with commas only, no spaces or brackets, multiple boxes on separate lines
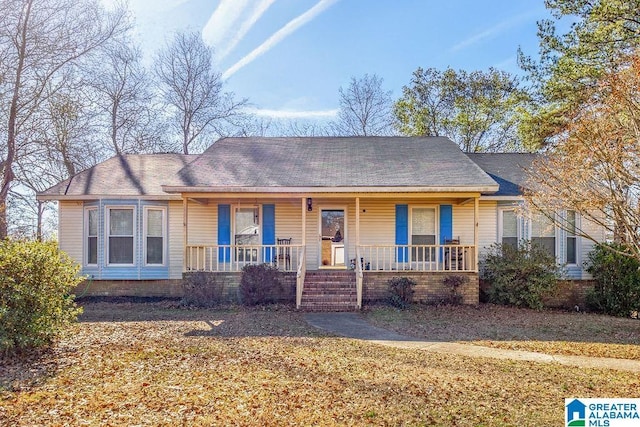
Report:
300,270,358,311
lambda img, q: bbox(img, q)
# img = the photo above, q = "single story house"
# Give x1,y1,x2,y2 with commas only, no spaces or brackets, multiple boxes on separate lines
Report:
37,137,603,310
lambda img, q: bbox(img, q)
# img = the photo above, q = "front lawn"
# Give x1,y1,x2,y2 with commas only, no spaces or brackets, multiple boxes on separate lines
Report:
364,304,640,361
1,301,638,426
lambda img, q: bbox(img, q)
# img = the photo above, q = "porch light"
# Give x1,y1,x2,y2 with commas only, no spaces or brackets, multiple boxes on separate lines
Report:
306,198,313,211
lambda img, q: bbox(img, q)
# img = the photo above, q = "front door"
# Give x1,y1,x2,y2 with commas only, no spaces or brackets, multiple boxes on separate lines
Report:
320,208,346,268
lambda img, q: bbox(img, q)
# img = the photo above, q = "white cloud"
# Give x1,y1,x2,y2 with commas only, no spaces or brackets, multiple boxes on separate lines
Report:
202,0,276,61
451,12,535,52
222,0,339,80
247,107,339,119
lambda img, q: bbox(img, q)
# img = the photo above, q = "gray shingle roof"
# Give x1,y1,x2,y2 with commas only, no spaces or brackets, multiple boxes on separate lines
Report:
175,136,498,191
38,154,197,198
466,153,538,196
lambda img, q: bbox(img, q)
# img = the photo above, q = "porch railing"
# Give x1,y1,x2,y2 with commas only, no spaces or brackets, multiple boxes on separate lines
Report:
355,246,363,309
185,244,304,272
357,244,477,272
296,247,306,309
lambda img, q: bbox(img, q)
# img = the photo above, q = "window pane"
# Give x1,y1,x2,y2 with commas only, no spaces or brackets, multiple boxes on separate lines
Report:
109,237,133,263
532,214,554,237
502,237,517,249
235,208,259,245
147,210,163,237
88,209,97,236
88,236,97,264
147,236,163,264
566,210,576,235
532,237,556,257
110,209,133,235
412,208,435,235
566,237,576,264
502,211,517,238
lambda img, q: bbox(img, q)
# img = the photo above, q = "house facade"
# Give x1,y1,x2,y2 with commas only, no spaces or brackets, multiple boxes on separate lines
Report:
38,137,603,309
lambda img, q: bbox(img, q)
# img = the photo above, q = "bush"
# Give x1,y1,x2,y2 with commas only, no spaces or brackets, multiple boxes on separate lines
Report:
0,240,83,356
481,241,561,310
441,275,469,305
240,264,283,306
387,277,416,309
182,272,226,307
585,243,640,317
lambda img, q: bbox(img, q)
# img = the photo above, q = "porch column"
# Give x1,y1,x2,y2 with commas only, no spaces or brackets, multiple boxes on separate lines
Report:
474,196,479,272
183,197,188,272
301,198,306,247
355,197,360,246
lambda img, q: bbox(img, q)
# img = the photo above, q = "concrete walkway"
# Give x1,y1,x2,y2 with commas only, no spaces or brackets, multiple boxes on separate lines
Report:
304,312,640,373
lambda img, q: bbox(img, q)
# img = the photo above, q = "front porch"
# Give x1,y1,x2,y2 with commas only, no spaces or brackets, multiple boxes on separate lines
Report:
181,194,482,310
184,243,478,309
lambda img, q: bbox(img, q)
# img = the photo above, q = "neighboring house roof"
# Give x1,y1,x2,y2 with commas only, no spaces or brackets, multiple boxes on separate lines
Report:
37,154,197,200
466,153,538,197
168,136,499,193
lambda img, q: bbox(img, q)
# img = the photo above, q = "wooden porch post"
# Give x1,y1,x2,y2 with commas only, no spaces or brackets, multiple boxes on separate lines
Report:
474,196,479,272
183,197,188,272
301,197,306,247
355,197,360,246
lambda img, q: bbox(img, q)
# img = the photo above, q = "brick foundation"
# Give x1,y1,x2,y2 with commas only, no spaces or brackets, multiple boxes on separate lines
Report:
75,272,297,302
362,271,480,305
543,280,595,309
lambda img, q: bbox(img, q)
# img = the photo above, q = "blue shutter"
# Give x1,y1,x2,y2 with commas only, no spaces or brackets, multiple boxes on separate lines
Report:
439,205,453,244
396,205,408,262
262,204,275,262
218,204,231,262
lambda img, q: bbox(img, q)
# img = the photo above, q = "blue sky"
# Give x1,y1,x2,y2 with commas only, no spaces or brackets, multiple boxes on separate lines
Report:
111,0,553,121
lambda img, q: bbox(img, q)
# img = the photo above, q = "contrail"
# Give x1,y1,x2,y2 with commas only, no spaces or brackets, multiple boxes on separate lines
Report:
222,0,339,80
202,0,276,61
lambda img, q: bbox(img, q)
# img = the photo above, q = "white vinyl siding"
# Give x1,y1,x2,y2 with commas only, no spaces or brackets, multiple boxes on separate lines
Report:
59,201,84,265
168,201,184,279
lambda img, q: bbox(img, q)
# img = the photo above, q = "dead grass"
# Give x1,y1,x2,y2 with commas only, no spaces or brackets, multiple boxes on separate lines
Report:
364,304,640,361
1,301,639,426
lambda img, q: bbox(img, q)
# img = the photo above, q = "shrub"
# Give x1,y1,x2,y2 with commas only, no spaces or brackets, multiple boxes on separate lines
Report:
240,264,283,306
387,276,416,309
585,243,640,317
182,272,226,307
0,240,83,356
441,275,469,305
480,241,561,310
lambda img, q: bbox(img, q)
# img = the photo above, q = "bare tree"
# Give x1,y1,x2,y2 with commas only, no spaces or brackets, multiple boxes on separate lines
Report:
330,74,394,136
0,0,128,238
88,41,166,155
525,52,640,260
154,31,246,154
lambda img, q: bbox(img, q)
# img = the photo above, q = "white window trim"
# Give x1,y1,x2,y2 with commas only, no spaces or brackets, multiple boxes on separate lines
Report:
409,205,439,244
105,205,136,267
143,206,167,267
564,210,580,266
497,208,520,245
84,207,98,266
409,205,439,264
